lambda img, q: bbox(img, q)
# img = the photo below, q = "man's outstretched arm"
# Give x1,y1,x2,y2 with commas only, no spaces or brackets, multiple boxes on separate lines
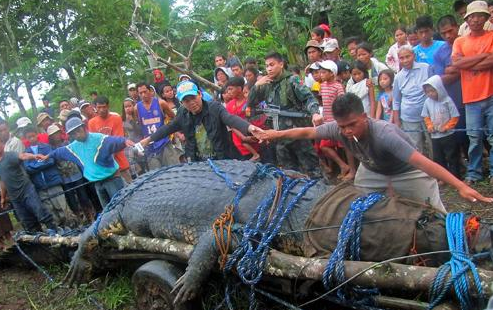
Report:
408,150,493,203
255,127,317,142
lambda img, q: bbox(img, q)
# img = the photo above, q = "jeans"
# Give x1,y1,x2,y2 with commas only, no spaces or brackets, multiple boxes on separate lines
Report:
431,134,460,178
94,176,125,208
11,183,55,231
465,96,493,181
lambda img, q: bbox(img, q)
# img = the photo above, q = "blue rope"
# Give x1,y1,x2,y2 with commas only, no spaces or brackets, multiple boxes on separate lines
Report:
221,169,316,309
322,192,385,302
428,213,484,310
208,159,318,310
208,159,241,190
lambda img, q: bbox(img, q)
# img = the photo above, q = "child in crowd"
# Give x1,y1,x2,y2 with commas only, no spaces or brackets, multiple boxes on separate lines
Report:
407,27,420,47
23,126,78,228
346,61,376,117
310,26,326,44
244,67,259,85
375,70,395,122
311,25,333,45
386,26,411,72
309,63,322,105
122,98,146,177
225,77,260,161
289,65,302,85
158,84,186,163
318,60,355,180
336,60,352,86
421,75,460,178
355,42,388,85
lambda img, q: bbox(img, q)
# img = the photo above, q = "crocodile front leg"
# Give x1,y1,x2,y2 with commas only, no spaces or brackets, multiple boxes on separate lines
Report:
172,230,218,304
64,208,127,286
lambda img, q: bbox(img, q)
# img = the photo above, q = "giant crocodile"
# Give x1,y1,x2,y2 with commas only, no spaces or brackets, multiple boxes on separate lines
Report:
64,160,490,305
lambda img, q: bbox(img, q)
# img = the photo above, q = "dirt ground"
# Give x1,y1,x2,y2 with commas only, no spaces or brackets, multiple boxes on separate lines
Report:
1,181,493,310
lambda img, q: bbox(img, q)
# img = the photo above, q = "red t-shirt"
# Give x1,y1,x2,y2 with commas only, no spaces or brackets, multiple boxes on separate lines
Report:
320,81,345,122
22,133,49,147
226,99,259,156
87,113,129,170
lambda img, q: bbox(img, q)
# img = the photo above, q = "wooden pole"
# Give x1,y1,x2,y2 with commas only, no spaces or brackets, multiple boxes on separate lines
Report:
15,233,493,303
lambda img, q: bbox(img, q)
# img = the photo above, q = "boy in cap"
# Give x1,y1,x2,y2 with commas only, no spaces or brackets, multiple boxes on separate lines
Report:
318,60,356,180
38,117,135,207
23,125,78,228
136,80,262,162
17,116,49,147
127,83,140,103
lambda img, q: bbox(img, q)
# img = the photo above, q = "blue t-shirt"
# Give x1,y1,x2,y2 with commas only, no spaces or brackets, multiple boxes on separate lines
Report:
432,42,463,112
377,92,392,121
414,41,445,66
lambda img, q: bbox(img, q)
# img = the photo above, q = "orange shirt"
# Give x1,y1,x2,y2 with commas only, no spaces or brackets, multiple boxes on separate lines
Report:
87,113,129,171
452,31,493,104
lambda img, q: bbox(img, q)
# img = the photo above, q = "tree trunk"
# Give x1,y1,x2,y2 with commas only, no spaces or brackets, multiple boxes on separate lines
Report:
115,65,127,95
63,65,81,98
8,86,27,117
25,82,38,118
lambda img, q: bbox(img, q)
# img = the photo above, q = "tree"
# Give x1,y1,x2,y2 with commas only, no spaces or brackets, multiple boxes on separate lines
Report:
356,0,455,46
0,0,53,118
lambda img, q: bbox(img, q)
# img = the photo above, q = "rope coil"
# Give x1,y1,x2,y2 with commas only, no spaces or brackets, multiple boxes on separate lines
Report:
428,213,484,310
322,192,385,302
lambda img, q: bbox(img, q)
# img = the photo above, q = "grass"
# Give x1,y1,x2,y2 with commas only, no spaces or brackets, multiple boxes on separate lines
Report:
0,265,136,310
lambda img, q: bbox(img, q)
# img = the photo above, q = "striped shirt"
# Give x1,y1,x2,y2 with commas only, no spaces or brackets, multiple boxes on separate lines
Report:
320,81,345,122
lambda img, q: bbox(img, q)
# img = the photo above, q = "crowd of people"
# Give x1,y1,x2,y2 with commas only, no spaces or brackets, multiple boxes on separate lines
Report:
0,0,492,246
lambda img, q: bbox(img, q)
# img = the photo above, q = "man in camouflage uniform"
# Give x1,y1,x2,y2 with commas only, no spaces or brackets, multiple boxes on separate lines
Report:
248,52,323,178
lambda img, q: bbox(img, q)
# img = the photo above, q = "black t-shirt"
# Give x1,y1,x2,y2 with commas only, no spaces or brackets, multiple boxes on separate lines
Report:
0,152,30,201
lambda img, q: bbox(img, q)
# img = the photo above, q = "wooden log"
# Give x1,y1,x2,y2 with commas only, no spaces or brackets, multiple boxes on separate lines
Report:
15,233,493,299
15,234,80,247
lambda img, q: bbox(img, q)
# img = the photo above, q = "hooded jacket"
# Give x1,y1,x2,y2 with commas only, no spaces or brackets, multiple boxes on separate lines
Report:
420,75,460,139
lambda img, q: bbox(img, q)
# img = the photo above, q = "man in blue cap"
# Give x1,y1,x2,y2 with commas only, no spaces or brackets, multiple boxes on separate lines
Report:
136,80,263,162
37,117,135,207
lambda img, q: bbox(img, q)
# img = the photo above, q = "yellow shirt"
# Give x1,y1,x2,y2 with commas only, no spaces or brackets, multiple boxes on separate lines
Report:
311,82,321,92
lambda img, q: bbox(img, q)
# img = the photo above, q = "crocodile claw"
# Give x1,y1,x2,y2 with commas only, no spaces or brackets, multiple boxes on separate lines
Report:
63,250,92,287
172,272,199,305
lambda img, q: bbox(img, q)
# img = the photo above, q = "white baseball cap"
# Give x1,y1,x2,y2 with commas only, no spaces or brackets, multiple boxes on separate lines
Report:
318,60,338,75
16,117,32,129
